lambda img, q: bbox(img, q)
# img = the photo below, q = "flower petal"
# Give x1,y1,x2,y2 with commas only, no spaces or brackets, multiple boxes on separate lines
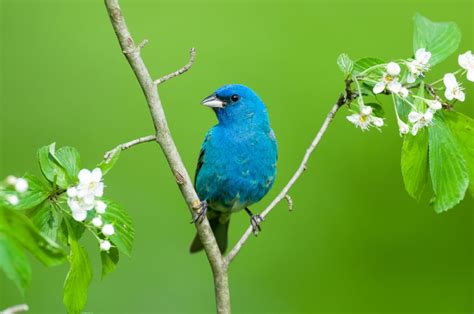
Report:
467,70,474,82
408,111,422,123
72,210,87,222
443,73,457,88
458,51,472,70
386,62,401,76
91,168,102,183
78,169,92,184
373,82,385,94
388,81,402,93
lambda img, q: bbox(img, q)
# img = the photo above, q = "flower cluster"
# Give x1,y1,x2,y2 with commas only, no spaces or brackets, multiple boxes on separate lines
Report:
2,176,29,205
347,105,384,131
347,48,474,136
66,168,114,251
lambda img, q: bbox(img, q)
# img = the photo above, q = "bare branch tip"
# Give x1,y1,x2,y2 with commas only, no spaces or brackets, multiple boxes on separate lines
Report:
284,194,293,211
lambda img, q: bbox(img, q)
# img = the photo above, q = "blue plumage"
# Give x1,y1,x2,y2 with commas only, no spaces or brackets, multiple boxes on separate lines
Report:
190,84,277,253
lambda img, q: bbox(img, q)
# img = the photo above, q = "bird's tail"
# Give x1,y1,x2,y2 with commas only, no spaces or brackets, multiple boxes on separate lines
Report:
190,213,229,254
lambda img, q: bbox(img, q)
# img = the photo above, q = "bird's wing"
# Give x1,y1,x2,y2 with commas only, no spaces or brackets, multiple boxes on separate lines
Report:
194,128,213,186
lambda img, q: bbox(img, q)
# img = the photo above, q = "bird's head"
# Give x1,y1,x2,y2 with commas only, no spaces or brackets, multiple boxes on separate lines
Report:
201,84,269,126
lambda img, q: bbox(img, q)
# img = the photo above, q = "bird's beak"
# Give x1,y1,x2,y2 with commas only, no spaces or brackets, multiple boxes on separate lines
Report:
201,94,225,108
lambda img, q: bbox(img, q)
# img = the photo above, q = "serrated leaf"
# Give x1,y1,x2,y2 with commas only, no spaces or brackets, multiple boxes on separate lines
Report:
15,174,51,210
0,234,32,295
394,95,411,122
100,247,119,279
101,200,134,257
444,111,474,197
63,223,93,314
98,148,121,176
56,147,81,183
413,13,461,66
401,129,429,201
428,113,469,212
352,57,385,76
28,202,62,243
38,144,68,188
337,53,353,76
0,207,66,266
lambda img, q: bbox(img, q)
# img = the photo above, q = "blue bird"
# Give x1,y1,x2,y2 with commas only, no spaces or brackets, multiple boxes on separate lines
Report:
190,84,278,253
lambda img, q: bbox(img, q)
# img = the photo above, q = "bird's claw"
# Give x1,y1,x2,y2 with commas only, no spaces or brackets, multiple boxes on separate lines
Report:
191,201,208,224
250,214,264,236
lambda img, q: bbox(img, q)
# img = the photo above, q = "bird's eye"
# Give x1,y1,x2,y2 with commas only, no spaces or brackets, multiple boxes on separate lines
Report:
230,94,240,102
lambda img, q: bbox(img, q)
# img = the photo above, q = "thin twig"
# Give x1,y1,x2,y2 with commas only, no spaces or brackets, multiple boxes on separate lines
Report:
224,102,342,267
1,304,29,314
284,194,293,211
154,48,196,85
104,1,230,313
104,134,156,161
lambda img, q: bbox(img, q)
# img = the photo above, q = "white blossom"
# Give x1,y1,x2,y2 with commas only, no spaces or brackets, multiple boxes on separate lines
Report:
398,120,410,135
443,73,465,102
372,117,384,127
100,240,111,251
66,168,106,222
77,168,104,198
6,195,19,206
6,175,17,186
406,48,431,83
458,51,474,82
426,99,442,111
92,216,103,228
102,224,115,237
72,210,87,222
373,62,402,94
15,178,28,193
399,87,409,98
408,109,434,135
346,105,383,131
95,200,107,214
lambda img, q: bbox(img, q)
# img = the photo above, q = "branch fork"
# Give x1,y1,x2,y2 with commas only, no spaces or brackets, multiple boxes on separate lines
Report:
104,1,344,312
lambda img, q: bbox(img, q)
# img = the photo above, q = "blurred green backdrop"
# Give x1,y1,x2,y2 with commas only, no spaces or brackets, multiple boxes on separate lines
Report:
1,0,473,313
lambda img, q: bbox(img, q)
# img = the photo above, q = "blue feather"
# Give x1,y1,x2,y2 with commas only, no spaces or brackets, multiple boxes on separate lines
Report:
190,84,277,253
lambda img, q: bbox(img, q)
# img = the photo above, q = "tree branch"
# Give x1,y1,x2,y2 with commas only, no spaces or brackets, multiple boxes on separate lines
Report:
104,1,230,313
1,304,29,314
224,102,342,267
154,48,196,85
104,134,156,161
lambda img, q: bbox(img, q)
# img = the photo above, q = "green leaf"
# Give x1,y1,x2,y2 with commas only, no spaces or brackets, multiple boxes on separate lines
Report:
413,82,425,111
337,53,353,76
413,13,461,66
28,202,62,243
56,147,81,182
0,207,66,266
401,129,429,201
394,95,411,122
63,223,93,314
365,103,385,117
102,200,134,257
352,57,385,76
428,113,469,212
98,147,121,176
444,111,474,197
38,144,68,188
100,247,119,279
0,234,32,294
15,174,51,210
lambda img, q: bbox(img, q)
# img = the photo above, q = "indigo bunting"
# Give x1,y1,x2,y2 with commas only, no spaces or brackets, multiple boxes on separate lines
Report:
190,84,278,253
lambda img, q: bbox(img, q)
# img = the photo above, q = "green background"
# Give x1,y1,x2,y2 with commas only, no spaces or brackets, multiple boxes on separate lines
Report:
1,0,473,312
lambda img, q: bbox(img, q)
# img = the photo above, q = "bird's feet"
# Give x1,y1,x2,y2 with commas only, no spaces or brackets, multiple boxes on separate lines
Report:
191,200,208,224
245,207,264,236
